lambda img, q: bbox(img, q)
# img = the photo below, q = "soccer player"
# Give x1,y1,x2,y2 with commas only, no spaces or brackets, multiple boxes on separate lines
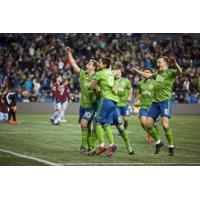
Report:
60,79,71,123
51,75,63,125
66,47,98,154
92,82,134,155
0,88,8,122
113,67,133,130
4,88,20,124
131,56,182,155
134,68,160,143
88,58,119,157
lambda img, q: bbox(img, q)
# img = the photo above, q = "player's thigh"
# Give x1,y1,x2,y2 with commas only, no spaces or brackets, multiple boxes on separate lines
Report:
147,103,160,123
62,101,68,111
146,117,154,128
113,108,123,126
139,108,148,124
104,100,118,124
160,99,173,118
121,106,130,119
96,99,113,124
82,108,94,125
161,117,169,128
54,101,62,112
139,116,147,126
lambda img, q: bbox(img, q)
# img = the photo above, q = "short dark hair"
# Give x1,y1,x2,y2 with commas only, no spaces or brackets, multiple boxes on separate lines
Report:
112,65,121,70
90,59,98,70
101,57,111,69
158,56,170,64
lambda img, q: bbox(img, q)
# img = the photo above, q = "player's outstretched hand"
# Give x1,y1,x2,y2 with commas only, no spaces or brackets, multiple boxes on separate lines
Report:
169,57,177,65
65,47,72,53
129,67,137,73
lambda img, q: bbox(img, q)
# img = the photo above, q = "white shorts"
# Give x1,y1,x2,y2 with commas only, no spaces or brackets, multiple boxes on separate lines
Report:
53,101,62,111
0,112,8,121
62,101,69,111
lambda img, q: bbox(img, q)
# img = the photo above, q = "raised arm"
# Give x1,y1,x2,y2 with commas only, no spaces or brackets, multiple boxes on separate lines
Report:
65,47,80,73
134,92,141,107
170,57,182,75
130,68,153,79
127,87,133,102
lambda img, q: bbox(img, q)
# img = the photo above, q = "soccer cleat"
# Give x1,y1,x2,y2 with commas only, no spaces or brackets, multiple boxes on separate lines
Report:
7,120,14,124
54,121,60,125
13,120,21,124
87,148,97,156
97,144,107,155
80,146,87,154
168,147,175,156
127,145,135,155
84,148,91,155
154,141,164,154
107,144,117,157
128,149,135,155
146,133,152,143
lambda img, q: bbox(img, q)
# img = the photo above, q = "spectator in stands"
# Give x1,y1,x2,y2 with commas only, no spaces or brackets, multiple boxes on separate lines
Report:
0,33,199,104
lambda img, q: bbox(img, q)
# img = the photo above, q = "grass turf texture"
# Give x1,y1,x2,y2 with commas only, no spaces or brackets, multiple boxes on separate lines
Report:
0,114,200,166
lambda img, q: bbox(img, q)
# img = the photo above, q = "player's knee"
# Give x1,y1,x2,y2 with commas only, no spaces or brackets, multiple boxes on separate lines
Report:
80,120,88,128
161,119,169,129
146,118,153,128
140,118,146,126
123,116,129,122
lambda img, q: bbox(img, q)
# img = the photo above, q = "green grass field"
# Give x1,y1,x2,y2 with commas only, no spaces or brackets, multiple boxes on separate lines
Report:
0,114,200,166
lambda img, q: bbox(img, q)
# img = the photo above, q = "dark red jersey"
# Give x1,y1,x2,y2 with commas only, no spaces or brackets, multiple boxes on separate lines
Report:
60,85,70,103
52,83,62,102
0,95,8,113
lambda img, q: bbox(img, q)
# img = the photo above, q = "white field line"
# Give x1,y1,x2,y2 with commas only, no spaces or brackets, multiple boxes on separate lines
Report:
0,148,62,166
0,148,199,166
61,162,200,166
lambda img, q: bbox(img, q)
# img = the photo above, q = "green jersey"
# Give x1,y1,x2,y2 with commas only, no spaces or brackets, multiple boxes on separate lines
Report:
115,77,132,107
79,69,96,108
138,79,155,110
94,68,119,103
152,69,176,102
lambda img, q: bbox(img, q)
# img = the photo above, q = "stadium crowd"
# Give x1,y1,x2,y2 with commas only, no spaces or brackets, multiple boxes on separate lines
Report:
0,33,200,104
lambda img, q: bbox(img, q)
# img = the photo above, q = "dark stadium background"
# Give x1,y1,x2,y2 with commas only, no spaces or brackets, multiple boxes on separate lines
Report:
0,33,199,104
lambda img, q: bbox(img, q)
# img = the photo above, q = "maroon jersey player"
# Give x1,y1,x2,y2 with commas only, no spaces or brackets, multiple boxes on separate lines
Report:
0,91,8,121
50,76,63,125
60,79,71,122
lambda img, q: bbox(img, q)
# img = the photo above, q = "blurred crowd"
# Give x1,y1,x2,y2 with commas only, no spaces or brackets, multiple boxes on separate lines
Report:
0,33,200,104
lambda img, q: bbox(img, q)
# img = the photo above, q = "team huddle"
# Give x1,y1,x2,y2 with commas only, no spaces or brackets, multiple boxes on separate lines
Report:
0,47,182,158
61,47,182,157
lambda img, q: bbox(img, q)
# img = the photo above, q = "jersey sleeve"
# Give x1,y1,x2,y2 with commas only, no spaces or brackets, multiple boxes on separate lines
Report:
78,69,86,79
93,71,101,82
169,69,177,79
